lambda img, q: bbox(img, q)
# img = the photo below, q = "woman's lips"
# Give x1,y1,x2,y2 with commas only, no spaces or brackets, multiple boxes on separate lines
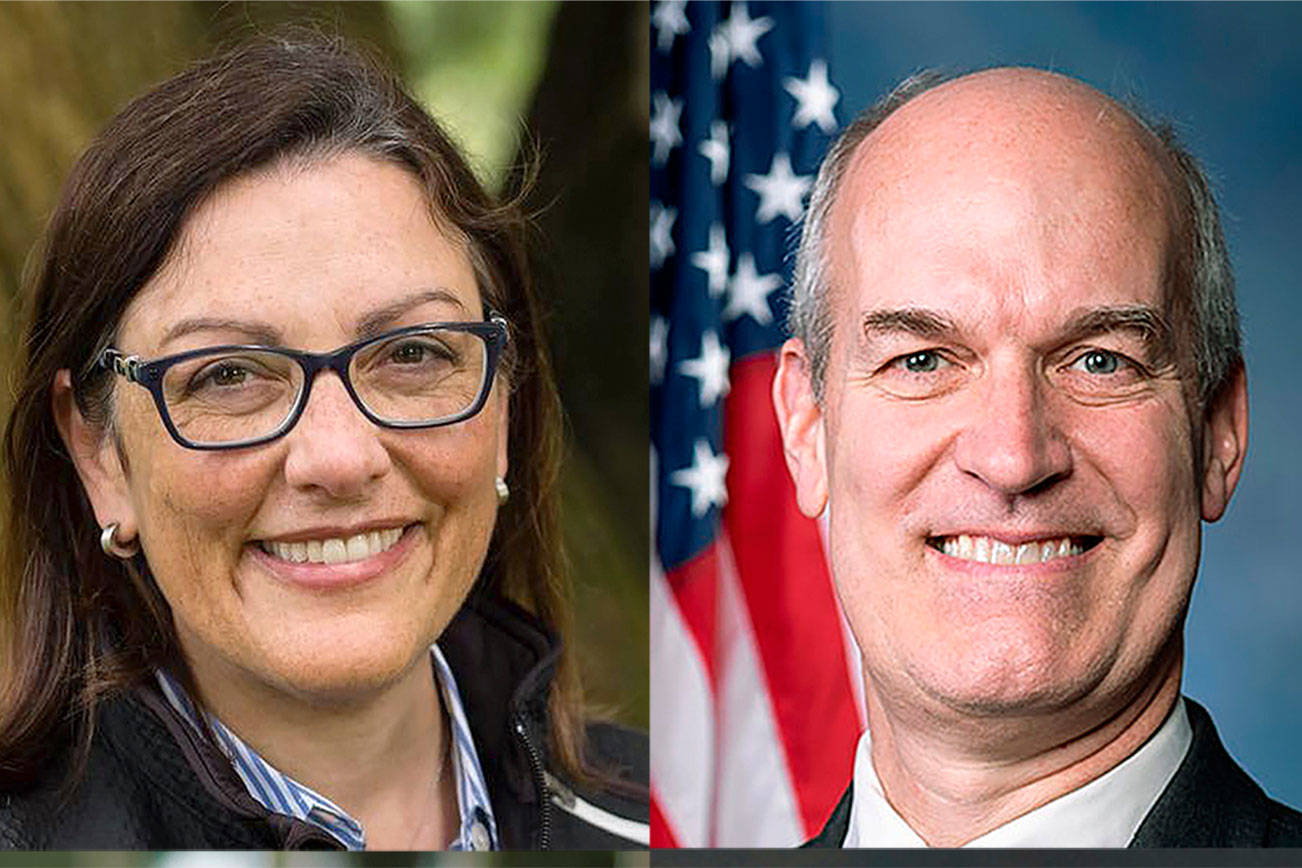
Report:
248,524,418,590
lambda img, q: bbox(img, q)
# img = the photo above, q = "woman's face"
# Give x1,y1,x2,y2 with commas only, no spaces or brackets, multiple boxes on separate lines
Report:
79,153,507,704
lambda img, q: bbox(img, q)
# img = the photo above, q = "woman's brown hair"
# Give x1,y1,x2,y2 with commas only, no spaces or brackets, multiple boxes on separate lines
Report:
0,30,584,788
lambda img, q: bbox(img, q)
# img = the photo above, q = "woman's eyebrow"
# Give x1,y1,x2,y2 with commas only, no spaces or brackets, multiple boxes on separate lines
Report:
156,289,468,350
160,318,282,348
355,288,467,340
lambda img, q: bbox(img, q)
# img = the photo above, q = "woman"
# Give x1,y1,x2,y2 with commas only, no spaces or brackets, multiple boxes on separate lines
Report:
0,32,646,850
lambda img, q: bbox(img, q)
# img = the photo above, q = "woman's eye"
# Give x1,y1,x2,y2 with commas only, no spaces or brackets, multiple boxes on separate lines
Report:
210,363,249,385
388,339,454,365
192,361,254,390
391,342,429,364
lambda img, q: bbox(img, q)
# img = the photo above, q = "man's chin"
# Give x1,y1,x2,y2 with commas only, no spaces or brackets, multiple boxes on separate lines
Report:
898,644,1114,723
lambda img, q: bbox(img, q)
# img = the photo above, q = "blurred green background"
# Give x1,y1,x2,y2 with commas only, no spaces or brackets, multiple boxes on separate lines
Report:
0,1,648,732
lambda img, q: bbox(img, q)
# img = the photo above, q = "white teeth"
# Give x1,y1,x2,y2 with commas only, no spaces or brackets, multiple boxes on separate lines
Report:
937,535,1085,565
260,527,406,565
991,541,1015,565
322,539,347,564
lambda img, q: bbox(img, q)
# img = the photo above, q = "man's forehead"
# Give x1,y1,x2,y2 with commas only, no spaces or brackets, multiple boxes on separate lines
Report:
825,68,1180,323
833,67,1182,240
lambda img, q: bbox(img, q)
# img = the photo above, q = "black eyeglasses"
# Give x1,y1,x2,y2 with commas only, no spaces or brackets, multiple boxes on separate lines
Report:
99,314,509,450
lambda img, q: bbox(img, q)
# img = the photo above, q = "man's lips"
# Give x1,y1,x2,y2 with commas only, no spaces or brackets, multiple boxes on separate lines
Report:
926,533,1104,566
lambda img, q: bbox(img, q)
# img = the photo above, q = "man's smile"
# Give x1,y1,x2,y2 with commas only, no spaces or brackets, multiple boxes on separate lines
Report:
926,534,1104,565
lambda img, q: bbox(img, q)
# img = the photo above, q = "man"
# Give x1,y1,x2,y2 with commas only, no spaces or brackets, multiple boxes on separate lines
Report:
772,66,1302,847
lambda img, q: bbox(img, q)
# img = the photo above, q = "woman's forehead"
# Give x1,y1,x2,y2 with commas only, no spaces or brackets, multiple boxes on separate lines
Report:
119,153,482,352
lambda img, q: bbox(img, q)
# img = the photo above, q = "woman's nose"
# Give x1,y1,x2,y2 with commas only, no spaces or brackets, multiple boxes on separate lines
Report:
952,364,1072,497
282,372,391,498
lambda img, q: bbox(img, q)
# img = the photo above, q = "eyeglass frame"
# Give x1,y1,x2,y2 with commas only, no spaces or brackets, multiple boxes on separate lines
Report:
97,313,510,451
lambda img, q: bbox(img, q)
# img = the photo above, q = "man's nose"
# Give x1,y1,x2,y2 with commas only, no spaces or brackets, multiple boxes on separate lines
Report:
282,372,391,498
952,362,1071,497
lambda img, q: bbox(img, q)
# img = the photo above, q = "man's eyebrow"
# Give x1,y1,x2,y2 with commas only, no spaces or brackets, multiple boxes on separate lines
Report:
355,288,468,340
1058,305,1175,359
856,304,1176,360
860,308,960,343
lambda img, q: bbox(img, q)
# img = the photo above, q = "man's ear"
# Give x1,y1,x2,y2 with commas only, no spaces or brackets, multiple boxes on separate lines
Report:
772,338,829,518
1200,361,1248,523
51,370,137,538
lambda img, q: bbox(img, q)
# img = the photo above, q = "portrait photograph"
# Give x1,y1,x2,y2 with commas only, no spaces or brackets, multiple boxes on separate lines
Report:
651,0,1302,850
0,1,648,857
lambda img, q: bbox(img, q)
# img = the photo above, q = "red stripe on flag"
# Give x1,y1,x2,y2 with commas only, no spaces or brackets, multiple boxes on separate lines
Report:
664,543,720,687
722,352,860,837
650,789,680,848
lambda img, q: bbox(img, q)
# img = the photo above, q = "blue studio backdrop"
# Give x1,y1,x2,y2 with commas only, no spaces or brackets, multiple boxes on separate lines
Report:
827,1,1302,811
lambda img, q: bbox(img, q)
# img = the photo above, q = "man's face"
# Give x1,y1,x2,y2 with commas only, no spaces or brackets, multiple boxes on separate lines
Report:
776,72,1247,729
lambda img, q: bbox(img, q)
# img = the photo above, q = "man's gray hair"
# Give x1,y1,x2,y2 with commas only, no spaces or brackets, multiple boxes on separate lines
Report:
787,68,1241,408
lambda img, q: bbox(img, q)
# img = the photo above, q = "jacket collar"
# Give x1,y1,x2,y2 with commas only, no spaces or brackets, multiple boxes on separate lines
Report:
438,592,560,848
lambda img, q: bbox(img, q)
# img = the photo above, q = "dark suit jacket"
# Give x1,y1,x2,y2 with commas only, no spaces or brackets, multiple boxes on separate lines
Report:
806,698,1302,847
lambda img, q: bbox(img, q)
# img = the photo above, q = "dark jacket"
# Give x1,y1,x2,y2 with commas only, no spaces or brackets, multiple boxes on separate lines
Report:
805,698,1302,848
0,595,648,850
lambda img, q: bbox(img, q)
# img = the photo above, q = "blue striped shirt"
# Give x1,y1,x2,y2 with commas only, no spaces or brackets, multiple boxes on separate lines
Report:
155,645,499,850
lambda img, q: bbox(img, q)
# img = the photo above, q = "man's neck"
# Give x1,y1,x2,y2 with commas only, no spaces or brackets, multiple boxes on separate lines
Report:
185,647,455,848
864,648,1184,847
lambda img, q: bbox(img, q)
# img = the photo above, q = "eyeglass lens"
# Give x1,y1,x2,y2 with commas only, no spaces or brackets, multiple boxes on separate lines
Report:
159,328,490,446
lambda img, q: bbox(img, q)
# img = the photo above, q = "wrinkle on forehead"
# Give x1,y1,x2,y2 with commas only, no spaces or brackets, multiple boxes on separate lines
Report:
828,69,1181,313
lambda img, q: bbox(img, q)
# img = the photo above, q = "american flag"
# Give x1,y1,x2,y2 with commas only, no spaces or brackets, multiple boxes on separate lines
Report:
649,0,863,847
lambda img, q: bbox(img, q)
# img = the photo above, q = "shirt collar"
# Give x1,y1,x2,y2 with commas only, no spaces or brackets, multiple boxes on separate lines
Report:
155,643,498,851
844,697,1192,848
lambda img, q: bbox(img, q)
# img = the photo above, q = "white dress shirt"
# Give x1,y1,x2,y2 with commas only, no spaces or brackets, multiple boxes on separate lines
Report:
843,698,1192,848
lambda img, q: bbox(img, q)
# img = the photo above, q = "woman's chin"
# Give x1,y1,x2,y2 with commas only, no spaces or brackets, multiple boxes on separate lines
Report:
222,616,441,707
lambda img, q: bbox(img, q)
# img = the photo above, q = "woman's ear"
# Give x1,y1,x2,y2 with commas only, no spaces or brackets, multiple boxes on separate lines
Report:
51,369,137,539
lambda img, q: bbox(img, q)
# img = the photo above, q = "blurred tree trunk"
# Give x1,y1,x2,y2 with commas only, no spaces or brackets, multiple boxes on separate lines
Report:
516,2,649,726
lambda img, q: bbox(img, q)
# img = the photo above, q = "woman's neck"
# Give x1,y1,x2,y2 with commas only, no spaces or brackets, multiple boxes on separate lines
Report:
182,645,457,849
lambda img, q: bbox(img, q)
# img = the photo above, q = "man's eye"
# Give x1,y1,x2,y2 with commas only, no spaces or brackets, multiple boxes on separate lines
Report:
1070,350,1125,376
893,350,948,374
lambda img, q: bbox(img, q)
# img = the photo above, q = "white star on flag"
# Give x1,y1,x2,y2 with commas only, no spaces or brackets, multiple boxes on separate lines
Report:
670,438,730,517
784,59,840,133
698,120,730,185
744,152,812,224
652,0,690,53
725,252,780,325
650,91,683,167
650,201,677,269
650,316,669,384
690,224,730,297
716,2,773,73
677,330,731,407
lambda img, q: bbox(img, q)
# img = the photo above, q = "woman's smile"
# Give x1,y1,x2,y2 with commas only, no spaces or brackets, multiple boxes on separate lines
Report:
249,522,423,590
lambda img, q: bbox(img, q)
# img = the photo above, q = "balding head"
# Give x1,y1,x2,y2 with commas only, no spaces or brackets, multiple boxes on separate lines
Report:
789,67,1238,409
